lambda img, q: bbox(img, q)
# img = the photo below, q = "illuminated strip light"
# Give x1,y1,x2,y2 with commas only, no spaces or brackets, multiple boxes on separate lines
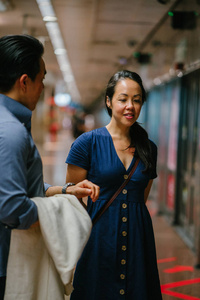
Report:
164,265,194,273
161,278,200,300
36,0,81,102
157,257,177,264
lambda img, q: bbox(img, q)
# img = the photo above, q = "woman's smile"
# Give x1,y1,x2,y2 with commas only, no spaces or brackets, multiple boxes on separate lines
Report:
124,113,134,119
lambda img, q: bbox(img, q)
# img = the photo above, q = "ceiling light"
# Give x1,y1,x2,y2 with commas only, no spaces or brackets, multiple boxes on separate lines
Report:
36,0,81,102
0,0,12,12
54,48,67,55
54,93,71,107
118,57,127,65
153,78,162,85
43,16,57,22
177,71,183,77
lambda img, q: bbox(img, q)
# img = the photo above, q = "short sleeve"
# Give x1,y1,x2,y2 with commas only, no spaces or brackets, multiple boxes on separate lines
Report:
149,140,157,179
66,132,92,170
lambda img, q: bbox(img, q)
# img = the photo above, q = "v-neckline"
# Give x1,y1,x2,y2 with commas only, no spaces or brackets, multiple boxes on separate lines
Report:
104,126,135,172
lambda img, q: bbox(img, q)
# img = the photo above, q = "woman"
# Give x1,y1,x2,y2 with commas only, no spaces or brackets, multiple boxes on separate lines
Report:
66,70,162,299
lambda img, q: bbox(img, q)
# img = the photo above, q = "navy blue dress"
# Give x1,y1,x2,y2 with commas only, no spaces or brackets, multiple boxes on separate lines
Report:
66,127,162,300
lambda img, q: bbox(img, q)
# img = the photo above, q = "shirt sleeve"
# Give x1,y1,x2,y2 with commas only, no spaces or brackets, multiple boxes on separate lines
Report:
149,140,158,179
44,182,52,192
0,121,38,229
66,131,92,170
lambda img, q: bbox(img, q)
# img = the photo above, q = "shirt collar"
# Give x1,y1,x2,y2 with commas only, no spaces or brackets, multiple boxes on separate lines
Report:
0,94,32,130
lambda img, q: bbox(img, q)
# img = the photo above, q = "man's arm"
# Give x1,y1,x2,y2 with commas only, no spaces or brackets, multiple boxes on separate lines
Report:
0,122,38,229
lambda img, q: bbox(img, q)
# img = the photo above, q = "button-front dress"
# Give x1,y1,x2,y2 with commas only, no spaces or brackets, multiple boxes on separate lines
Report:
66,127,162,300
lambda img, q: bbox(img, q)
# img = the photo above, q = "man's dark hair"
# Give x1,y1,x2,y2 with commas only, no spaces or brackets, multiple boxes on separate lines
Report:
0,34,44,93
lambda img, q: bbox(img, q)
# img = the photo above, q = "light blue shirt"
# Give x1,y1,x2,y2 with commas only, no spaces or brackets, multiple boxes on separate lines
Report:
0,94,46,276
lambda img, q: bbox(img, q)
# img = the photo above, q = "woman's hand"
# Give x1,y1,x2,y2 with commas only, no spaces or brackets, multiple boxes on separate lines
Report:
45,180,100,202
66,179,100,202
46,164,100,201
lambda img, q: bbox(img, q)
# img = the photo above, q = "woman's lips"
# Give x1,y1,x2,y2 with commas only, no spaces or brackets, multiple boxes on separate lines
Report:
124,113,134,119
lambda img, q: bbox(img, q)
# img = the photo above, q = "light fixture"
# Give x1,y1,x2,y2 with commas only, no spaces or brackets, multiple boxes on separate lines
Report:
54,93,71,107
0,0,12,12
118,57,127,66
54,48,66,55
153,78,162,86
43,16,57,22
36,0,81,102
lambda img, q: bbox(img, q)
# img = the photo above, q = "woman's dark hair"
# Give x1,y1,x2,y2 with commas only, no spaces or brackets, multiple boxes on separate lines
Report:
105,70,154,173
0,34,44,93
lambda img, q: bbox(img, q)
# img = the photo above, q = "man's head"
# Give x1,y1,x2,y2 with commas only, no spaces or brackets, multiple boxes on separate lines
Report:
0,34,46,110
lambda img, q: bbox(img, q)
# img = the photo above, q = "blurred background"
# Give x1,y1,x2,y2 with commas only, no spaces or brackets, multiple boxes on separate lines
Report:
1,1,200,297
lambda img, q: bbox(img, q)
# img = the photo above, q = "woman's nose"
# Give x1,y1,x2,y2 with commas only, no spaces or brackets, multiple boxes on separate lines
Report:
126,100,134,108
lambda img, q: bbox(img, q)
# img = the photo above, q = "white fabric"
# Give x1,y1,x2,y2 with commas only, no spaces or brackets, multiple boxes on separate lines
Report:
5,194,92,300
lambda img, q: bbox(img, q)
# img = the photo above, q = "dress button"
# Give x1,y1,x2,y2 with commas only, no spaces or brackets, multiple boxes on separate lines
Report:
121,259,126,265
122,203,127,209
124,174,128,179
120,274,125,279
122,217,127,222
122,189,127,194
122,245,126,251
122,231,127,236
120,289,125,295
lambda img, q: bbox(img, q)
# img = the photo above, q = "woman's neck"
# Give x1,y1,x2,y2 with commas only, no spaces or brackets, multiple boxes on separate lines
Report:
106,120,130,140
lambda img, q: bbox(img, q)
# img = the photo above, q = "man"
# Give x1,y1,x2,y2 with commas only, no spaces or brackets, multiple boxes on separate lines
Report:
0,34,99,299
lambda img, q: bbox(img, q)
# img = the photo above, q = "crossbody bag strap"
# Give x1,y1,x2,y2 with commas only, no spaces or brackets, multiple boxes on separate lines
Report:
92,158,140,226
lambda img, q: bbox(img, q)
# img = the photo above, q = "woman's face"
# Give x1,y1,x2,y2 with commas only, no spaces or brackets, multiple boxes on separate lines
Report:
106,78,143,128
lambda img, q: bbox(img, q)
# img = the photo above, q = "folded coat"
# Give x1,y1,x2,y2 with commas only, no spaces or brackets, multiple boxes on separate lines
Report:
5,194,92,300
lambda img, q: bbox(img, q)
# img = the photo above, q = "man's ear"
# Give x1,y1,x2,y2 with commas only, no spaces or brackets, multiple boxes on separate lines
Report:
19,74,28,92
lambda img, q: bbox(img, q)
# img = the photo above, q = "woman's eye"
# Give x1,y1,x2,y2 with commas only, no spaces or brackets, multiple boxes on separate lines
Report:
119,99,126,102
134,99,142,103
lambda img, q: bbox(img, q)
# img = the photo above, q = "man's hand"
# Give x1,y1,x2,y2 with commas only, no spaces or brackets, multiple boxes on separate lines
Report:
66,180,100,202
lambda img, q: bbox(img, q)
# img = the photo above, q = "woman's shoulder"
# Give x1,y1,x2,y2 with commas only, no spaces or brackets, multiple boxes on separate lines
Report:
76,127,106,139
71,127,106,146
92,126,108,136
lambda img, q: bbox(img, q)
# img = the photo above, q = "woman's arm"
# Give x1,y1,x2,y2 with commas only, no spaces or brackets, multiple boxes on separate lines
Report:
144,180,153,203
66,164,99,202
45,164,99,202
66,163,88,183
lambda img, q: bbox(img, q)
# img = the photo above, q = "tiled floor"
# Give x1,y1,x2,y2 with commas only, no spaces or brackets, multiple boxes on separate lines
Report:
37,129,200,300
153,215,200,300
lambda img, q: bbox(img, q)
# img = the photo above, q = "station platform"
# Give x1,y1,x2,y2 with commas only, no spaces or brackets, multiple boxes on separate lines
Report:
152,214,200,300
36,129,200,300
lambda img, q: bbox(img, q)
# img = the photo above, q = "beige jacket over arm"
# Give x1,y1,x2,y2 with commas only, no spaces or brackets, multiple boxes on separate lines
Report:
5,194,92,300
